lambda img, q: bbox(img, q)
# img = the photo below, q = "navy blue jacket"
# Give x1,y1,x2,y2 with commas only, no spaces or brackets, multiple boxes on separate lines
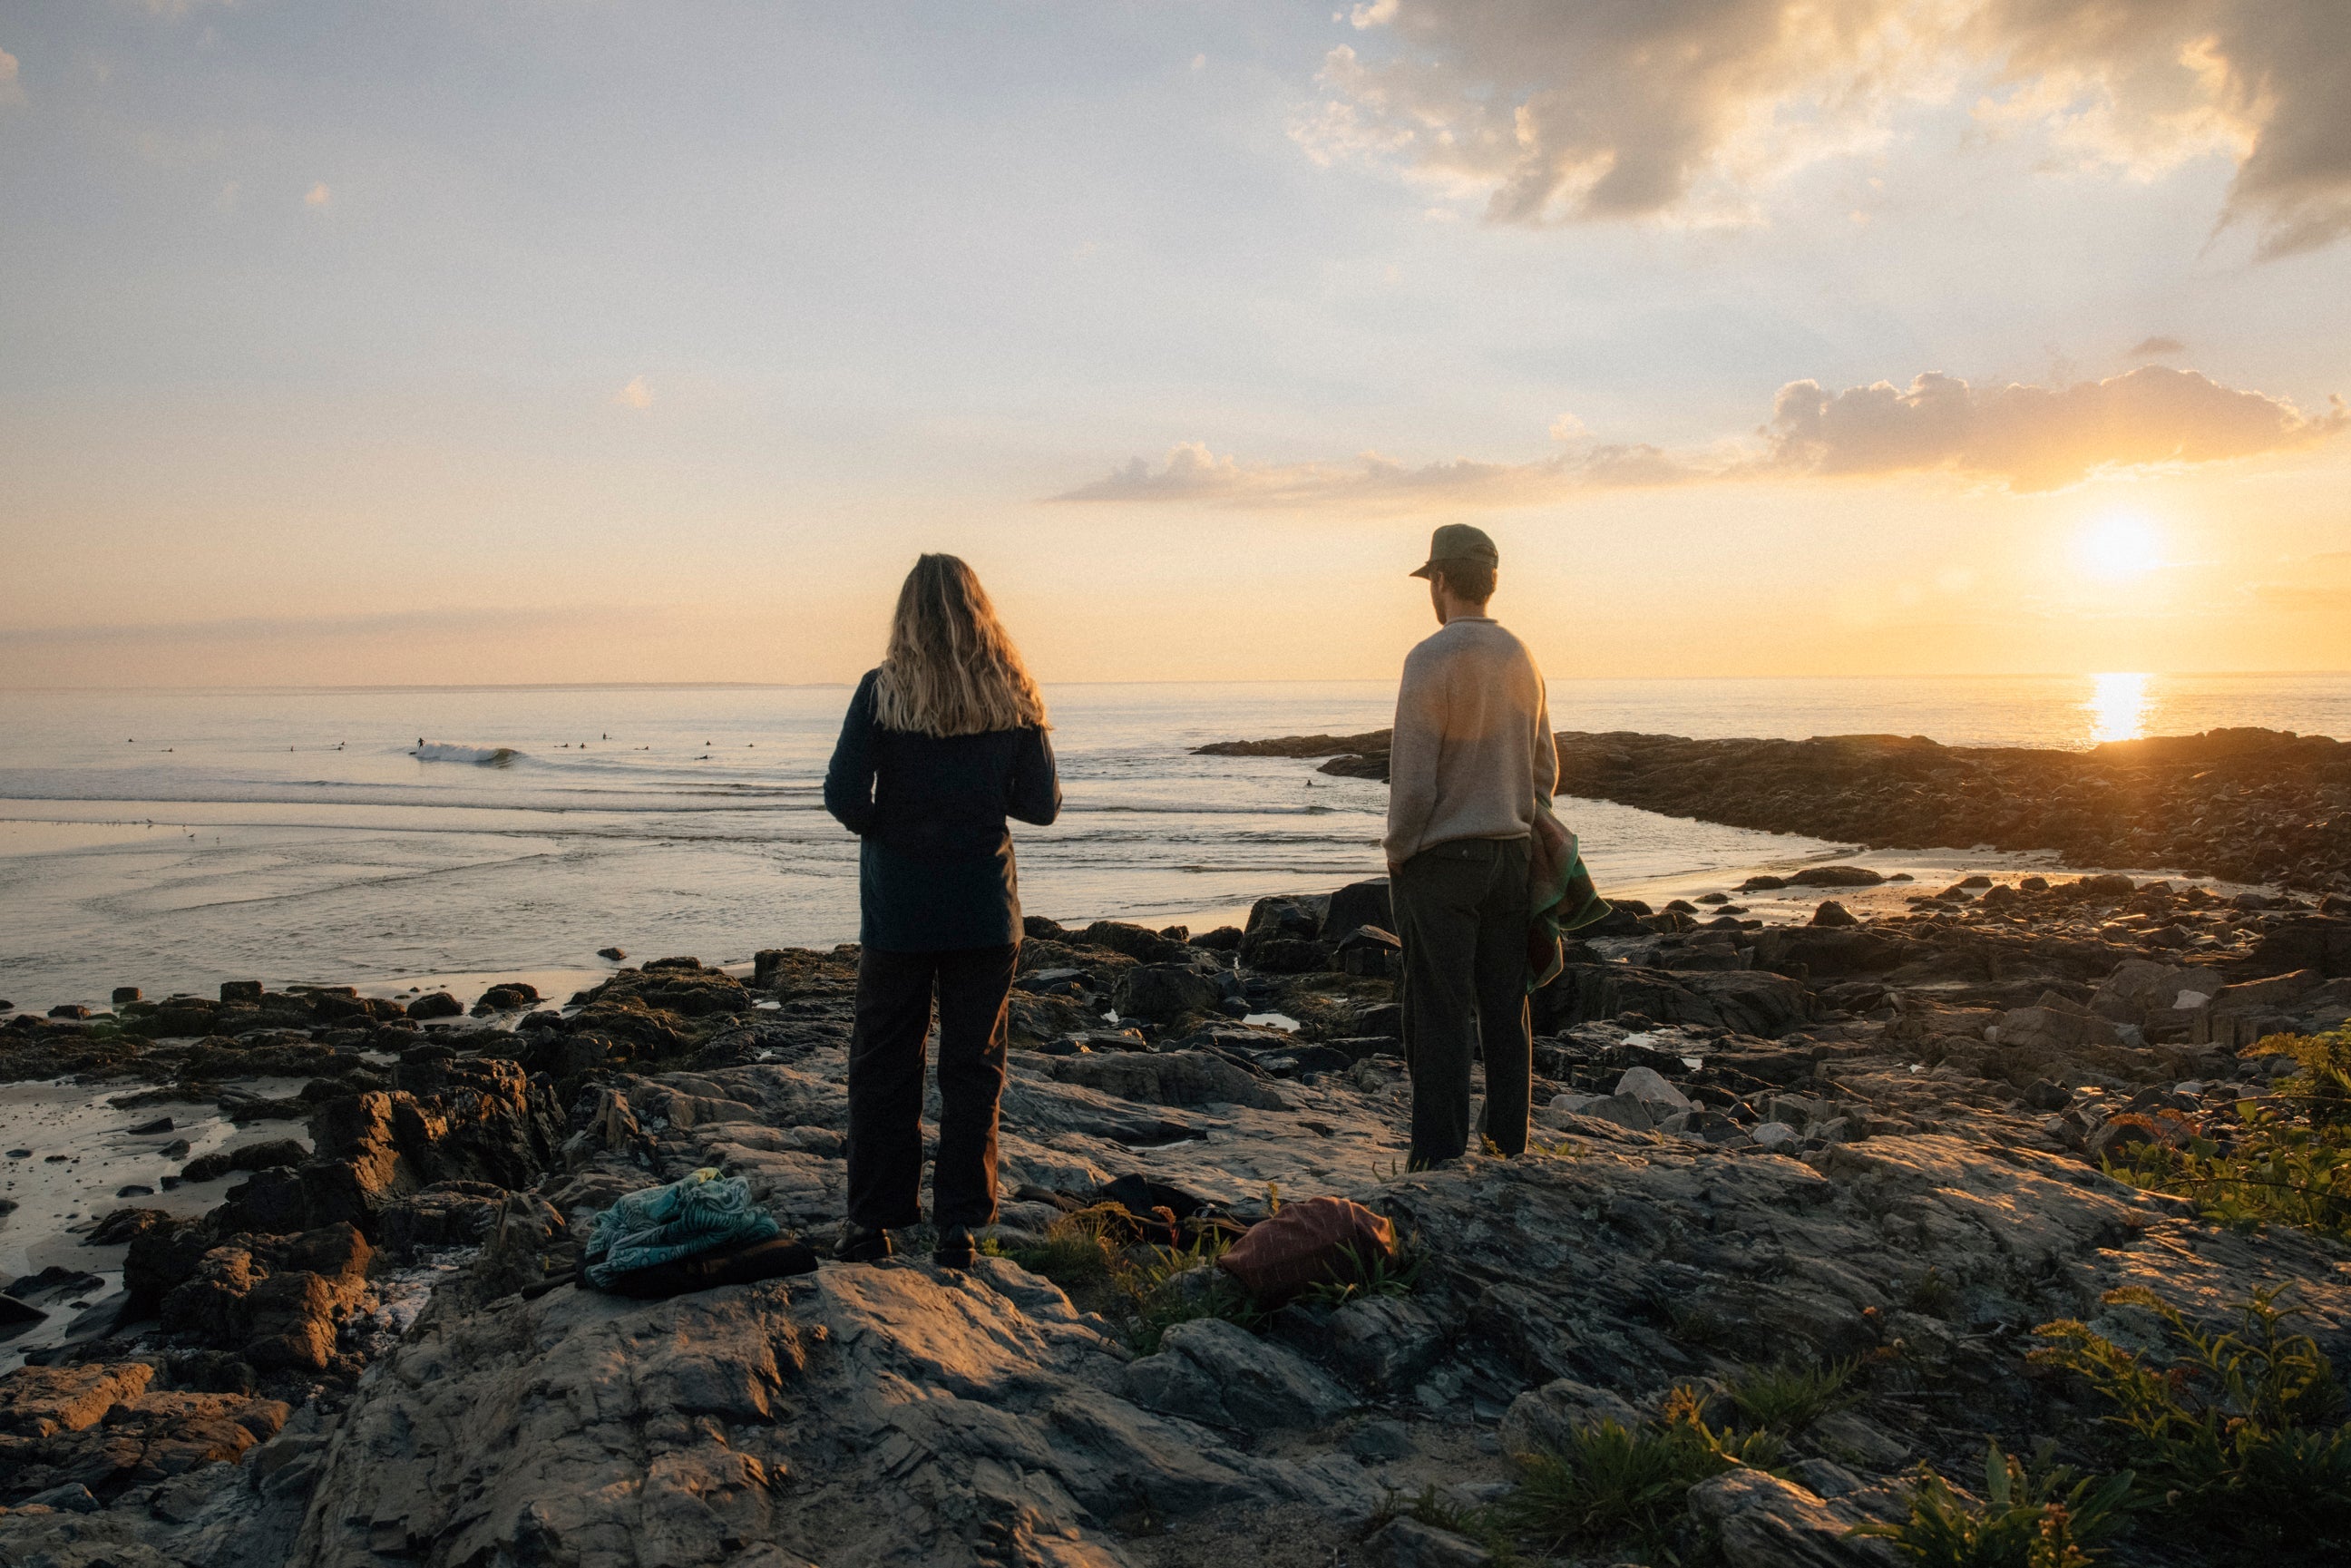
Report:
822,668,1062,951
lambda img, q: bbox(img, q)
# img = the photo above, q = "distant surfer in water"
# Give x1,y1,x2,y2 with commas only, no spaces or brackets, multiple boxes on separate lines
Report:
822,554,1061,1269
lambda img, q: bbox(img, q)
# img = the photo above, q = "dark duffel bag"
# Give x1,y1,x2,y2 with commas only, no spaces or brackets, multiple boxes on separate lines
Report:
594,1234,821,1299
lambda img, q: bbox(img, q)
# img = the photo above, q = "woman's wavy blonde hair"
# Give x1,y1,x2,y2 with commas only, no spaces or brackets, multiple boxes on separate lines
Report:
873,554,1049,737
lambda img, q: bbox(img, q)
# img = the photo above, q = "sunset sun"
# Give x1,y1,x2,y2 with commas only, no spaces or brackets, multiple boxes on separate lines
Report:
2074,511,2166,580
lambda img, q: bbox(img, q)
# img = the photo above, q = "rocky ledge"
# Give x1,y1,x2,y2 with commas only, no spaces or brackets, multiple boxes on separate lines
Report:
1,877,2348,1566
1199,726,2351,891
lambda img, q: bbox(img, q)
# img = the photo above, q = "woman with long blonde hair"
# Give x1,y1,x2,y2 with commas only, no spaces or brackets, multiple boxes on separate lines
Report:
823,554,1060,1267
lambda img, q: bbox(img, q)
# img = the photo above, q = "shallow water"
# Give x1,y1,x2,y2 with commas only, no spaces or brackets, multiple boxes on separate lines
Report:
0,674,2342,1008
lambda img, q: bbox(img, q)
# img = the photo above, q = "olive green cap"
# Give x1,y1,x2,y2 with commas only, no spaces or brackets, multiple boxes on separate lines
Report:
1409,522,1499,579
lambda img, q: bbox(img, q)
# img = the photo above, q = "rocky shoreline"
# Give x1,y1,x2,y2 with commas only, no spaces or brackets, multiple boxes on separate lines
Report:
0,865,2347,1564
1199,726,2351,892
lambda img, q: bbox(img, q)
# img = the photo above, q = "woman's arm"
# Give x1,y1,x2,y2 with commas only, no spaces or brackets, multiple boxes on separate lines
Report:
1007,726,1062,826
823,671,883,835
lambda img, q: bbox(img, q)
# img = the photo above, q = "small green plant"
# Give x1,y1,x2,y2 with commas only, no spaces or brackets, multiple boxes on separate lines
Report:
1851,1440,2132,1568
2031,1284,2351,1559
1297,1232,1426,1308
1726,1356,1858,1435
1905,1266,1959,1318
1497,1385,1779,1556
1122,1232,1268,1354
1002,1203,1127,1299
2105,1030,2351,1242
2252,1027,2351,1126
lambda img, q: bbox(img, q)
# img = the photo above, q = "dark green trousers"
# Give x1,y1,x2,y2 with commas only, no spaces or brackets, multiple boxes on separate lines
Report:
1393,836,1532,1165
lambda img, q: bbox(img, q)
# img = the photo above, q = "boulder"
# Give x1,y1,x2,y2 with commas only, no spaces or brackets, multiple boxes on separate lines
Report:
1497,1378,1642,1458
1048,1050,1287,1111
160,1222,374,1371
1988,1004,2121,1051
1686,1466,1897,1566
1118,1316,1354,1429
1810,901,1859,928
1614,1066,1693,1113
1322,878,1395,940
2091,959,2223,1022
1326,1294,1449,1391
2211,970,2323,1012
1747,928,1907,980
1110,964,1222,1022
0,1363,156,1438
1534,964,1808,1037
180,1137,308,1184
1076,920,1194,965
405,991,463,1021
1241,894,1330,966
1785,866,1885,888
1362,1517,1492,1568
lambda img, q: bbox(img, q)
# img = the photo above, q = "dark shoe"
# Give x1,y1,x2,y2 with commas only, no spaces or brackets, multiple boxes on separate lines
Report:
932,1225,977,1271
833,1223,893,1264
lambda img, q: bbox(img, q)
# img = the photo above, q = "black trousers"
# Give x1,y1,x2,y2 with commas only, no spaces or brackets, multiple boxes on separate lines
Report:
844,943,1018,1231
1392,836,1532,1165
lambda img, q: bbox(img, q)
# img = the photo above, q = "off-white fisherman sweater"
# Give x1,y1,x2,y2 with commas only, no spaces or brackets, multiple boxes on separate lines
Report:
1382,617,1556,864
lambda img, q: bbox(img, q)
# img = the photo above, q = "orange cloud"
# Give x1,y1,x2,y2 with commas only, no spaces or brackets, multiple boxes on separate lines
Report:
1058,365,2342,510
1765,366,2344,491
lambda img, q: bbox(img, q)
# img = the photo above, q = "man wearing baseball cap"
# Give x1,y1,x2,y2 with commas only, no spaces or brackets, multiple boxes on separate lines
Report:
1386,523,1556,1167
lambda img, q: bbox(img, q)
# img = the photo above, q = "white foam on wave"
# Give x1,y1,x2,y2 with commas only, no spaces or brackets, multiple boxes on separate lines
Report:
413,743,523,766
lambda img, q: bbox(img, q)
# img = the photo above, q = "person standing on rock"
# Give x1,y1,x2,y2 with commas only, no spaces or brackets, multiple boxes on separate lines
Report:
824,554,1062,1268
1385,523,1556,1168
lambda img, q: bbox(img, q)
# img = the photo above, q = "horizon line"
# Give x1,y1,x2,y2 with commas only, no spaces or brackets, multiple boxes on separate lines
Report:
3,669,2349,696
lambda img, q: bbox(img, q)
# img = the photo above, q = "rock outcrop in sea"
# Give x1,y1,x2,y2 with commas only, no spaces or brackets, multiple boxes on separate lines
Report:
1199,726,2351,891
2,865,2349,1563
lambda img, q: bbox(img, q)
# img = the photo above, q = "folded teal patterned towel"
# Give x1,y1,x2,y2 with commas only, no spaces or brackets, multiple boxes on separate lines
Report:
581,1167,781,1289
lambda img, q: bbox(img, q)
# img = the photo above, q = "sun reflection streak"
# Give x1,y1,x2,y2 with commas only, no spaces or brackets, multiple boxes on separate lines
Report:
2086,672,2151,744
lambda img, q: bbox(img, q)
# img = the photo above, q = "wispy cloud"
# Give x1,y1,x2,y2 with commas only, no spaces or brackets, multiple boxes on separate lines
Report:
613,376,652,410
0,47,24,108
1054,439,1702,511
2128,336,2186,358
1302,1,2351,256
302,180,331,207
1057,365,2344,511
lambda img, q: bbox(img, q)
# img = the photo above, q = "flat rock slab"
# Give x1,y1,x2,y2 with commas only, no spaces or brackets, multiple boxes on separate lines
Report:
292,1260,1381,1568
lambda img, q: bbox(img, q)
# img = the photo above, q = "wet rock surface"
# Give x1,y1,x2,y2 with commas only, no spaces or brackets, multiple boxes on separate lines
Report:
4,870,2349,1565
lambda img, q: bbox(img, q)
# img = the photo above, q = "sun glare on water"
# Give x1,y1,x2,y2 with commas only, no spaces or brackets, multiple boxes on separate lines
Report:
2086,672,2152,744
2074,511,2165,579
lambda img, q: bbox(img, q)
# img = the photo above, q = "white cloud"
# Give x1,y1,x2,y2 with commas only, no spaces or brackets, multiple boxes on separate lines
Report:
1057,365,2343,511
1303,0,2351,255
614,376,653,410
0,47,23,108
302,181,331,207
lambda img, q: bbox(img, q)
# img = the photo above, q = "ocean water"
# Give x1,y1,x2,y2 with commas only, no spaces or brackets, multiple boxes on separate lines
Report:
0,673,2344,1010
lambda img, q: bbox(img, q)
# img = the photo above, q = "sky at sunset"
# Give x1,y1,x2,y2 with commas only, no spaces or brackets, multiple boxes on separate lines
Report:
3,1,2348,687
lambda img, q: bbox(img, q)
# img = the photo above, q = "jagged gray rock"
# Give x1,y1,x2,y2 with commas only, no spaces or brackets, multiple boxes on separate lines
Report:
1118,1316,1355,1430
